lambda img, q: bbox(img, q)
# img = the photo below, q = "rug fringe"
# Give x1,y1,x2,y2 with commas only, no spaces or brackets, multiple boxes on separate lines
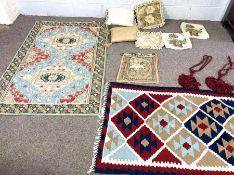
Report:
87,82,110,174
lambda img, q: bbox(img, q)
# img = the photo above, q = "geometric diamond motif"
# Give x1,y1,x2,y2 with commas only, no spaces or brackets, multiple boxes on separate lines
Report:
152,148,182,164
111,105,144,138
129,93,160,119
116,90,140,102
103,123,125,158
127,125,163,161
200,99,234,124
197,151,228,167
110,90,127,116
167,129,206,164
209,132,234,165
43,31,87,52
146,109,182,141
109,144,139,161
111,94,124,110
149,94,172,104
184,96,209,106
163,95,198,122
185,111,223,144
225,117,234,135
221,99,234,110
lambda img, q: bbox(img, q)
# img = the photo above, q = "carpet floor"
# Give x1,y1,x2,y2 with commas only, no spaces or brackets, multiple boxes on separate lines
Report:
0,15,233,175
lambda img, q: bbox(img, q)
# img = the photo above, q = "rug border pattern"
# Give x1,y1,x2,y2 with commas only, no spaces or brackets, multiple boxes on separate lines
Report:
0,21,107,115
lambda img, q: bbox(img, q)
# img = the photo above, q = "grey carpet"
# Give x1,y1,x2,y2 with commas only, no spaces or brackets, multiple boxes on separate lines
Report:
0,15,233,175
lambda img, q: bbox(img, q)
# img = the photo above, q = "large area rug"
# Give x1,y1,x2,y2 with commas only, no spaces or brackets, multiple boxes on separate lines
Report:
0,21,107,115
90,82,234,175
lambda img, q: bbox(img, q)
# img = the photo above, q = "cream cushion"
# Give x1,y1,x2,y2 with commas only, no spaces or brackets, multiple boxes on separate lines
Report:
106,8,135,26
135,31,164,49
110,26,138,43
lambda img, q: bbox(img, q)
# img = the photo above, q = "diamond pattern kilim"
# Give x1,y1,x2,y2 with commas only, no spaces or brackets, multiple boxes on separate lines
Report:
103,123,125,158
185,110,223,144
111,105,144,138
209,132,234,165
127,125,163,161
167,129,206,165
146,109,182,141
163,95,198,121
109,90,128,116
200,99,234,124
129,93,160,119
92,83,234,175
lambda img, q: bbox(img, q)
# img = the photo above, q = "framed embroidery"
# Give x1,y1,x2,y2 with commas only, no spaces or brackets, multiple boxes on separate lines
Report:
135,0,165,29
181,22,209,39
117,53,159,84
162,33,192,50
135,31,164,49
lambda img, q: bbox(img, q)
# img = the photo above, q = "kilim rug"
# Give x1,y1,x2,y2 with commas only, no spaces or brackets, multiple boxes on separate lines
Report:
89,82,234,175
0,21,107,115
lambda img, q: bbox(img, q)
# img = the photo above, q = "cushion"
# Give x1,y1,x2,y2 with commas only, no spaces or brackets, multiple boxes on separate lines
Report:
135,31,164,49
180,22,209,39
117,53,159,84
135,0,165,29
162,33,192,50
106,8,135,26
110,26,138,43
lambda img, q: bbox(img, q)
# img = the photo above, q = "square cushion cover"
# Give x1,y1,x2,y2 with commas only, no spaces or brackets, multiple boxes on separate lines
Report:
106,8,135,26
135,0,165,29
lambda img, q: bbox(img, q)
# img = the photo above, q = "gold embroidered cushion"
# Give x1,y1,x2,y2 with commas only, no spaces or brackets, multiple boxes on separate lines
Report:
135,0,165,29
162,33,192,50
180,22,209,39
110,26,138,43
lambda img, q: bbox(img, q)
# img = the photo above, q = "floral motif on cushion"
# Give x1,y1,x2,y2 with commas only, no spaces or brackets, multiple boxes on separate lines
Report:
135,0,165,29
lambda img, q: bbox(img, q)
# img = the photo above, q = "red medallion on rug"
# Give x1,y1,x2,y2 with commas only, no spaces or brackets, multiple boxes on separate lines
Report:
89,82,234,175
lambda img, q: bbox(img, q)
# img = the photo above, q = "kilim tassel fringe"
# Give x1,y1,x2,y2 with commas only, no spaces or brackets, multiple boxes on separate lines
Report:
87,82,110,173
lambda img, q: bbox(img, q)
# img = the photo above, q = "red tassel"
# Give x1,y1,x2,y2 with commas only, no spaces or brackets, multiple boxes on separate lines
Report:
178,55,212,90
205,77,234,94
178,74,201,90
205,56,234,94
